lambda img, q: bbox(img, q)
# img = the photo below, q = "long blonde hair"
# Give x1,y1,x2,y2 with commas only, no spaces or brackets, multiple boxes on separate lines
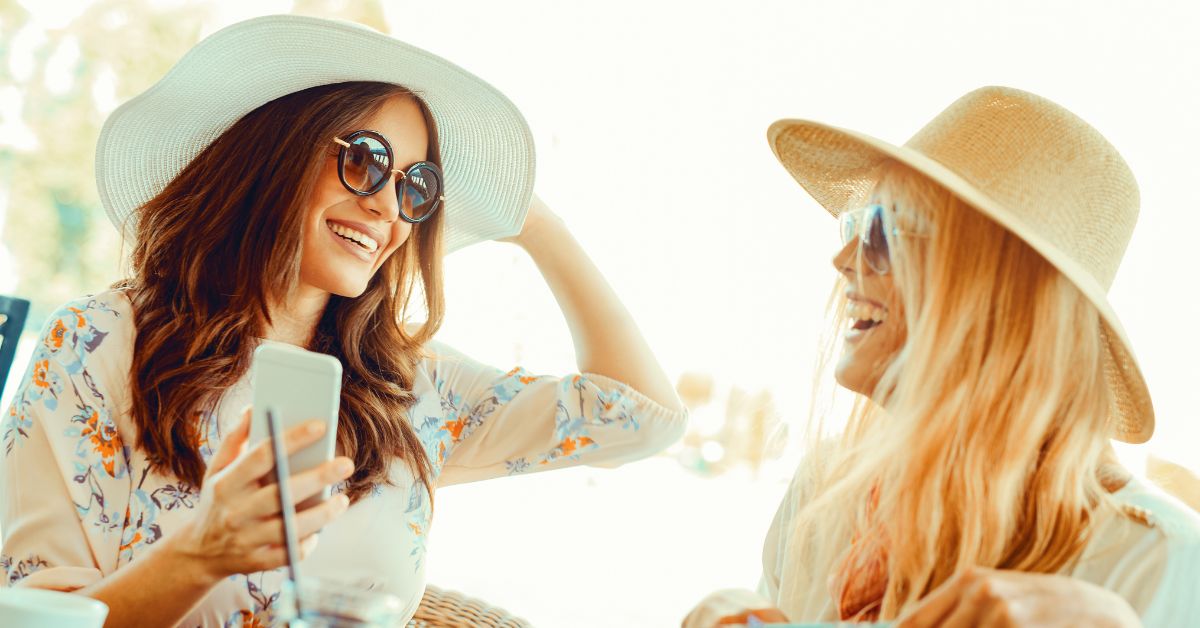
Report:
780,160,1123,618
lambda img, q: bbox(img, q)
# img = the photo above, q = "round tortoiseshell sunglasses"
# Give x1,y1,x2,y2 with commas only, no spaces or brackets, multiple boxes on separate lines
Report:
332,129,444,224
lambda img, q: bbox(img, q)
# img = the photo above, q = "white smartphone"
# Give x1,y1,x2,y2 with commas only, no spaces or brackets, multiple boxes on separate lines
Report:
249,342,343,509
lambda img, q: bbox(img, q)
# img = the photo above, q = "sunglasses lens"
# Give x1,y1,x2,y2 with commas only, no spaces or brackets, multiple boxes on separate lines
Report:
399,164,443,221
841,206,891,273
343,134,390,193
839,211,857,245
863,206,891,273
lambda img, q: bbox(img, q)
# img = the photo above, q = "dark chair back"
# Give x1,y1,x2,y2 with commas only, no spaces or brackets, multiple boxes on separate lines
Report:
0,295,31,402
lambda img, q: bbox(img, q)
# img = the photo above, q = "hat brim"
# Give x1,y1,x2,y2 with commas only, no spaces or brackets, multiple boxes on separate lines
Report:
768,119,1153,444
96,14,534,254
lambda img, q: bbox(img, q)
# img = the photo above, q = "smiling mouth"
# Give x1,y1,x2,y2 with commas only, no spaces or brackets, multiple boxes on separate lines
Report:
847,300,887,332
326,220,379,254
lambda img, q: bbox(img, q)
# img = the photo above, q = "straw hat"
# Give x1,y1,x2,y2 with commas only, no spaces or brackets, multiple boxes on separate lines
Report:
96,14,534,253
768,86,1152,443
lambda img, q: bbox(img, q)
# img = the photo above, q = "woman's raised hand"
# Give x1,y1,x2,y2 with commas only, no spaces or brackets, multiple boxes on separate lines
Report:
498,193,563,248
896,567,1142,628
169,407,355,583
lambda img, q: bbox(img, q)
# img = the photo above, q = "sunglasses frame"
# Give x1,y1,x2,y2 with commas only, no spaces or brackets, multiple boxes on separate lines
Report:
840,203,927,274
332,129,445,225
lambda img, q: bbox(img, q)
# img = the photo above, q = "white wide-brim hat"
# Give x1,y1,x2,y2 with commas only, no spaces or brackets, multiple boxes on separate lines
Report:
96,14,534,253
769,86,1153,443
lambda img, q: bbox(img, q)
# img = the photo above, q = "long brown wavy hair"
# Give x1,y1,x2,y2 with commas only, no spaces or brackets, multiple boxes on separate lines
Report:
117,81,443,502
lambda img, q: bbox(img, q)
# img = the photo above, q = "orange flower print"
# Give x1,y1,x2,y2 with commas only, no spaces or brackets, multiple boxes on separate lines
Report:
67,306,87,329
444,416,468,441
504,367,540,385
229,610,269,628
562,435,595,456
46,319,67,350
31,360,51,390
540,435,597,464
81,408,123,477
118,531,142,556
118,504,145,558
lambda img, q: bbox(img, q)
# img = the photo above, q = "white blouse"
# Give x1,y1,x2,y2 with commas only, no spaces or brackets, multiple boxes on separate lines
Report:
0,289,687,626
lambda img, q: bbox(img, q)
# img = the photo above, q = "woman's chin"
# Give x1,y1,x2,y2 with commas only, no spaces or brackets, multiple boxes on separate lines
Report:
311,277,370,299
330,283,369,298
835,355,874,398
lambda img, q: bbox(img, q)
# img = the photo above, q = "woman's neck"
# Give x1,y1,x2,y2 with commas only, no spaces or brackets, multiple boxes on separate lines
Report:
264,285,330,347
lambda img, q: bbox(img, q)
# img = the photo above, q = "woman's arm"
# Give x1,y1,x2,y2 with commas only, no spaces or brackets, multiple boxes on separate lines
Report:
507,195,684,414
74,535,215,627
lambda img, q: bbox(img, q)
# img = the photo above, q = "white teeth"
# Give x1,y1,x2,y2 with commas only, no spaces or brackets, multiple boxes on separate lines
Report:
847,301,887,324
326,221,379,253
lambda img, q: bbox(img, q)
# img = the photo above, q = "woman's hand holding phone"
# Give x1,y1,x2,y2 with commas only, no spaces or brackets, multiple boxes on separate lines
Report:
168,407,354,583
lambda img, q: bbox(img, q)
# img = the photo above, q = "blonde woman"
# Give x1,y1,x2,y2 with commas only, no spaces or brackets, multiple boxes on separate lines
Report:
685,87,1200,626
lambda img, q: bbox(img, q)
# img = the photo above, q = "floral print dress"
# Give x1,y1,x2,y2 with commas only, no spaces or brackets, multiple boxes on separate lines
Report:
0,289,687,626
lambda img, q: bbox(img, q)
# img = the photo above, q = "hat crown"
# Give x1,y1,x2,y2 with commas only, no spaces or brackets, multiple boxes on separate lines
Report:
904,86,1139,291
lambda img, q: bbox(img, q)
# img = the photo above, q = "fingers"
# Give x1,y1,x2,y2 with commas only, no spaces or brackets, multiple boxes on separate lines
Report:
941,571,1017,628
711,608,788,625
240,493,349,548
747,608,789,623
299,532,320,557
292,493,350,537
896,568,976,628
224,418,331,492
937,591,988,628
206,407,253,476
245,532,323,573
239,457,354,520
715,611,757,625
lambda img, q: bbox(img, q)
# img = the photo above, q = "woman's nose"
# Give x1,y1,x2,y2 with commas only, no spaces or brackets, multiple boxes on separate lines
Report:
360,176,401,223
832,237,861,279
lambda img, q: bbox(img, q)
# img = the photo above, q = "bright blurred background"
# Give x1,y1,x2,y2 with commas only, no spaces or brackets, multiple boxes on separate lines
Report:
1,0,1197,626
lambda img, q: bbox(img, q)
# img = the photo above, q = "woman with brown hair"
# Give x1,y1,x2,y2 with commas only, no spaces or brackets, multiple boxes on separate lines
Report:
0,15,685,626
685,87,1200,626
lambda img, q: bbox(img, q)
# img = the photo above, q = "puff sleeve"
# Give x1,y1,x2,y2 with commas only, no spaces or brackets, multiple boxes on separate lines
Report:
415,340,687,486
